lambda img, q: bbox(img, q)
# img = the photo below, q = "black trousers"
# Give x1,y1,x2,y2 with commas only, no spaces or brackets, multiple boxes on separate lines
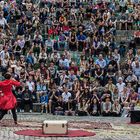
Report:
21,99,33,110
0,108,17,122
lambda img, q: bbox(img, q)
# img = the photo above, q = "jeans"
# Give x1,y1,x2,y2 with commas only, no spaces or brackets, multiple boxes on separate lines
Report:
21,99,33,111
58,41,67,50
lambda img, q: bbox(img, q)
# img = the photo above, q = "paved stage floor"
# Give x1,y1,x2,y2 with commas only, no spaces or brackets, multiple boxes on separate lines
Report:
0,113,140,140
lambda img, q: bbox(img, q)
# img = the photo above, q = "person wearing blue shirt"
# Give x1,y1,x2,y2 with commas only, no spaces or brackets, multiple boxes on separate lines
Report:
77,32,87,52
95,54,107,69
40,92,48,114
26,52,34,65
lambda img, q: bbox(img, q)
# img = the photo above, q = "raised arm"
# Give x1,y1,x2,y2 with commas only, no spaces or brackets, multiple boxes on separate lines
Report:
11,79,20,86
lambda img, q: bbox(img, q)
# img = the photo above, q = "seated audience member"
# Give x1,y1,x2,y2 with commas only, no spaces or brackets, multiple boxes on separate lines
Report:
62,87,72,111
77,32,86,52
39,49,47,63
129,89,138,104
101,89,112,102
106,65,116,84
112,99,121,116
48,88,60,114
27,78,37,102
21,86,33,112
54,96,64,115
105,78,116,94
102,97,112,116
95,54,107,69
59,55,71,70
89,98,100,116
112,87,119,102
69,32,77,51
36,79,48,102
0,0,140,117
77,99,90,116
90,89,100,102
45,36,54,56
58,31,67,50
121,102,130,117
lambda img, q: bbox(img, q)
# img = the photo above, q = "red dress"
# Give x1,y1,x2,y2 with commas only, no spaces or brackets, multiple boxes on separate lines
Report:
0,80,20,110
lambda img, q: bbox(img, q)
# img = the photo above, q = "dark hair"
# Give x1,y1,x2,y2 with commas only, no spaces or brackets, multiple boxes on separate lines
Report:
4,73,11,80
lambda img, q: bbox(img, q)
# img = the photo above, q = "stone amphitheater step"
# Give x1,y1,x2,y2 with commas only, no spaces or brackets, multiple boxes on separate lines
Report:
116,30,135,36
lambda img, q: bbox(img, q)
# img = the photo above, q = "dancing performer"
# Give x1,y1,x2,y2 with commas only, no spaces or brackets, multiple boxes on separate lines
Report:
0,73,20,124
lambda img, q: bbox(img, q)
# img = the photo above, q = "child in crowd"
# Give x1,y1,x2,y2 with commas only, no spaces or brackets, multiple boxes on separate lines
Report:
40,92,48,114
121,102,130,117
112,99,121,116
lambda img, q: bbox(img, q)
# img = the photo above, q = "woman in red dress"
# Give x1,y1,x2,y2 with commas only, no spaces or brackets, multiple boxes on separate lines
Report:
0,73,20,124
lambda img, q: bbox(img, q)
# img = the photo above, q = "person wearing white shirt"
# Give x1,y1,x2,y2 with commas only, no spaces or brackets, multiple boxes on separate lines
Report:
70,5,77,20
131,58,140,70
33,31,43,42
45,36,54,56
62,90,71,103
62,87,72,111
0,11,7,29
116,77,126,103
59,55,71,70
133,61,140,79
17,37,25,49
39,49,47,63
59,71,68,86
51,51,60,62
26,76,35,93
0,1,4,9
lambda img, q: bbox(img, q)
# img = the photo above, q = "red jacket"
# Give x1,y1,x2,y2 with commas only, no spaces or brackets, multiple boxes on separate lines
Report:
0,80,20,110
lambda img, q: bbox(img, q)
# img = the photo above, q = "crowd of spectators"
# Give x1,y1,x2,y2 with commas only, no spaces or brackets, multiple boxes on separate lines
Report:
0,0,140,116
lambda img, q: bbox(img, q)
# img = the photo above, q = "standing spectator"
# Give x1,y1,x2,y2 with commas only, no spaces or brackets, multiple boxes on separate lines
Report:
40,92,49,114
116,77,126,103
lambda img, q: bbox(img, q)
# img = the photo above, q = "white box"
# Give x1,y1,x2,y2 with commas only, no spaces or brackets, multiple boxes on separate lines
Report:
42,120,68,134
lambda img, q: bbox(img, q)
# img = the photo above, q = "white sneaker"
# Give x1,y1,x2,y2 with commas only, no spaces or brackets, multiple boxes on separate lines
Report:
124,114,128,117
41,110,43,114
30,110,32,113
8,110,11,114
